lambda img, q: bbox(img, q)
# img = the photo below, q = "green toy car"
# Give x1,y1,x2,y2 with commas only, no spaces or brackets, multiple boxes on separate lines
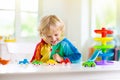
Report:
32,60,43,65
82,61,96,67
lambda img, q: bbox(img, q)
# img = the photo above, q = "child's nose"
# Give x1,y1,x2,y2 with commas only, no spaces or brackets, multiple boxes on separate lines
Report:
51,36,56,41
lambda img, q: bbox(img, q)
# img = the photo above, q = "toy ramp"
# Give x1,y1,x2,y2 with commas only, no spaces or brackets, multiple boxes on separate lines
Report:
88,50,102,61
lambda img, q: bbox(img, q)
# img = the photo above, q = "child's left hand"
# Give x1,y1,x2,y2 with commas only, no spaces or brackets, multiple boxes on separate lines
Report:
53,53,64,62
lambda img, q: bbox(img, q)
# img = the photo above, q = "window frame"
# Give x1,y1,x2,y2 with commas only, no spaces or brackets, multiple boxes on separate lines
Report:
15,0,41,42
0,0,41,42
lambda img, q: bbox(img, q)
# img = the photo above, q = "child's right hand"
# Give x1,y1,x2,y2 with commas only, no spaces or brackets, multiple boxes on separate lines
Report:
53,53,64,62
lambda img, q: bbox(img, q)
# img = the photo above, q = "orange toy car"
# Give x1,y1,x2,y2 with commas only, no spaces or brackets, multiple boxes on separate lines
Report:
0,57,9,65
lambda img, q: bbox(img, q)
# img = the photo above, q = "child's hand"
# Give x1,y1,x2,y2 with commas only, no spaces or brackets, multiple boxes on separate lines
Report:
53,54,64,62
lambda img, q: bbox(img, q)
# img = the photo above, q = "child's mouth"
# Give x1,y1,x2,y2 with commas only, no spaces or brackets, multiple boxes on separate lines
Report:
51,41,57,44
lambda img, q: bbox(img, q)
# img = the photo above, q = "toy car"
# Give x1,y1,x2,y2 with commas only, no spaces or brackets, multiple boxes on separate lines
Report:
46,59,58,65
82,61,96,67
19,59,29,64
60,58,71,64
31,60,43,65
0,57,9,65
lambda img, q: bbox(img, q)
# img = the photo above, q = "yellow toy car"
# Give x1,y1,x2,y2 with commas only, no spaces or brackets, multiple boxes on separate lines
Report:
46,59,58,65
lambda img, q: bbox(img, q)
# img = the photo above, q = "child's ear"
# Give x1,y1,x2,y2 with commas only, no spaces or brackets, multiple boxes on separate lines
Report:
42,37,46,41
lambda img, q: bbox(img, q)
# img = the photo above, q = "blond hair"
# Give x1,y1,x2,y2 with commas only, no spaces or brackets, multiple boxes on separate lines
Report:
38,15,65,37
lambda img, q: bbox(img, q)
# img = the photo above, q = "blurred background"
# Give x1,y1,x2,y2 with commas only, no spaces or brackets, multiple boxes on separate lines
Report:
0,0,120,60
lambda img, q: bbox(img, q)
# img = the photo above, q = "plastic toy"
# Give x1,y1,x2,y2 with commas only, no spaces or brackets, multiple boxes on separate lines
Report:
83,27,114,67
82,61,96,67
94,27,113,37
0,57,9,65
46,59,58,65
4,35,16,42
31,60,43,65
60,58,71,64
19,59,29,64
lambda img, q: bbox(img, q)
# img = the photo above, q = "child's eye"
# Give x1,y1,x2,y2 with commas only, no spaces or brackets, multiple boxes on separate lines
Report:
55,34,58,36
47,36,52,38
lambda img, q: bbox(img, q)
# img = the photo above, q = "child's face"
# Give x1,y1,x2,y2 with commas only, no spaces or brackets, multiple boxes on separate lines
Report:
44,26,62,45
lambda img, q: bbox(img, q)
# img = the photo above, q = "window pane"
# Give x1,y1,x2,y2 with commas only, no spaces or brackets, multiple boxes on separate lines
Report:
21,0,38,12
92,0,116,28
21,12,38,37
91,0,116,37
0,11,15,36
0,0,15,9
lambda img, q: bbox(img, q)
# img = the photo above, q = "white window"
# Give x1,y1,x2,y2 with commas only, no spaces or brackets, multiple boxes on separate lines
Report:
91,0,117,37
0,0,39,42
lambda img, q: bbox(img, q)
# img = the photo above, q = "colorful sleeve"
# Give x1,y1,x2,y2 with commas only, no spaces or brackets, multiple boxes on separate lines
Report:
30,39,45,62
62,38,82,63
30,42,42,62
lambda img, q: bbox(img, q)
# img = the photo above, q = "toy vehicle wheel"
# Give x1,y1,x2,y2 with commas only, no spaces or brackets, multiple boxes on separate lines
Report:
91,64,94,67
84,64,87,67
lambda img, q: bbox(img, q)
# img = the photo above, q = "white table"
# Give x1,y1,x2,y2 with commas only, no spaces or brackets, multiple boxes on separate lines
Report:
0,62,120,80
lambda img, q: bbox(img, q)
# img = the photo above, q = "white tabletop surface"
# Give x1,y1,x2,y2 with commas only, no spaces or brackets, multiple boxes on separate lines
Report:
0,61,120,80
0,61,119,73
